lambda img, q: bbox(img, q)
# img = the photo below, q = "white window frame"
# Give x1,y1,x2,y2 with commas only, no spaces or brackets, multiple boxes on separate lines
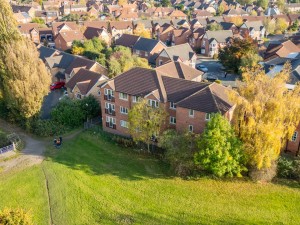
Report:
132,96,141,103
148,99,159,108
189,125,193,132
170,102,176,110
119,92,128,101
292,131,298,142
170,116,176,124
106,116,116,127
135,50,140,55
189,109,194,117
120,120,129,128
120,106,128,114
76,93,82,99
145,52,148,57
104,88,114,99
205,113,211,121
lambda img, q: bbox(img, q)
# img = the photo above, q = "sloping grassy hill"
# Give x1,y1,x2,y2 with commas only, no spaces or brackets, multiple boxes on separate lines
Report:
0,131,300,224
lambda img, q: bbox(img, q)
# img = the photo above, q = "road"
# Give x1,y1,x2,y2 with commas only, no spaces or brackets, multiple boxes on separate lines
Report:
197,57,238,87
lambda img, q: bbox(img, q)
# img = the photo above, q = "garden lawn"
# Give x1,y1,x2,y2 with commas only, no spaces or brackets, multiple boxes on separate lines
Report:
0,166,50,224
42,132,300,225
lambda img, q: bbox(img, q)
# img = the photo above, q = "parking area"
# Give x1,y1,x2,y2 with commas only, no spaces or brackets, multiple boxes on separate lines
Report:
40,89,65,119
196,57,237,87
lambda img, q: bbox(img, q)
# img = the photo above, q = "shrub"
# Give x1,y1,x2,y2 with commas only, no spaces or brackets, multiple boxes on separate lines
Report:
0,132,10,148
0,208,33,225
111,136,136,148
213,53,218,59
31,119,69,137
277,156,300,180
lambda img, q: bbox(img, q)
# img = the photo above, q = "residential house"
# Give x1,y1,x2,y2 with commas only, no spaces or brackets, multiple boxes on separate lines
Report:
239,21,265,42
171,28,192,46
11,5,36,18
99,67,234,136
201,30,233,56
54,30,85,51
169,10,188,20
172,19,190,29
155,43,197,68
117,11,139,21
147,7,174,18
83,27,112,45
84,21,109,30
189,27,206,52
60,4,87,15
35,11,58,24
115,33,140,49
17,23,40,43
109,21,134,40
52,22,79,36
155,24,175,45
14,12,32,23
223,8,248,17
132,38,166,65
190,19,207,29
105,5,122,17
66,68,108,99
220,22,239,34
286,3,300,13
192,10,213,19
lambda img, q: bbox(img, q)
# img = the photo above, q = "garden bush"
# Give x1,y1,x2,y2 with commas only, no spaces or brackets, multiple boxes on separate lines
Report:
31,119,69,137
277,156,300,180
0,208,33,225
0,132,10,148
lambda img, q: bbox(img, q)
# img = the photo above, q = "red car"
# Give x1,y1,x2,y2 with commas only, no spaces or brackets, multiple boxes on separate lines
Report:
50,81,65,90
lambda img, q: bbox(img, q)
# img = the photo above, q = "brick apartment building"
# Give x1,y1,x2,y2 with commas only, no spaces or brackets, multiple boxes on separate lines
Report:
99,67,234,136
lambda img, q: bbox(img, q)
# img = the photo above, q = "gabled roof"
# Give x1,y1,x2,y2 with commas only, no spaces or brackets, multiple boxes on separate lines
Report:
83,21,109,30
115,33,140,48
205,30,233,43
133,37,164,52
37,46,58,61
56,30,85,43
66,68,107,95
45,52,76,69
156,61,203,80
264,40,300,61
175,82,233,113
162,43,196,62
169,10,187,18
243,21,264,31
193,9,213,17
152,19,172,27
223,8,248,16
17,23,39,34
109,21,133,30
65,57,100,74
52,22,78,34
11,5,34,13
83,27,109,40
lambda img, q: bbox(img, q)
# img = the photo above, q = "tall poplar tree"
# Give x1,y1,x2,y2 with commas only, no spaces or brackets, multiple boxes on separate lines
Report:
229,64,300,181
0,1,50,126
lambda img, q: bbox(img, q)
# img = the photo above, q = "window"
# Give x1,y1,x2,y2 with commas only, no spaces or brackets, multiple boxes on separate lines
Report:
105,102,115,114
189,125,193,132
104,88,114,100
132,96,141,103
76,93,82,99
135,50,140,55
292,131,298,142
189,109,194,117
170,102,176,109
148,99,159,108
205,113,211,121
170,116,176,124
159,60,163,65
119,92,128,100
120,106,128,114
120,120,129,128
106,116,116,128
145,52,148,57
98,90,101,96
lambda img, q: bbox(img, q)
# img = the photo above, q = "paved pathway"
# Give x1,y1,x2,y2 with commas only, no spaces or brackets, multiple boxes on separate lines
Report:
0,119,81,174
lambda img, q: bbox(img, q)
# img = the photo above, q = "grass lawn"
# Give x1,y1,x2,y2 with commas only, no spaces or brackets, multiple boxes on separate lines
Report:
0,131,300,224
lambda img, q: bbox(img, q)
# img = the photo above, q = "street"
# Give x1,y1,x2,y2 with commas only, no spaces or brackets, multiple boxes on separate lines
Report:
40,89,64,119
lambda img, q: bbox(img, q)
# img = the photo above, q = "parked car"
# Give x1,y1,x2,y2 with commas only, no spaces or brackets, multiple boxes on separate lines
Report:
206,74,218,81
196,64,208,72
50,81,65,90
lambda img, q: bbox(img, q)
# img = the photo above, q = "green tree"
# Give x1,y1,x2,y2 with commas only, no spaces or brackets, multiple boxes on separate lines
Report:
108,46,150,77
128,99,167,151
290,20,299,32
218,37,260,74
194,114,246,177
0,208,33,225
217,4,225,16
161,0,171,7
229,64,300,181
31,17,45,25
159,130,200,176
0,0,51,127
207,23,223,31
257,0,268,9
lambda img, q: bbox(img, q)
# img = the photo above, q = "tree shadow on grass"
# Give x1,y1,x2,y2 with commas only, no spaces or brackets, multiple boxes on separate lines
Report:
44,131,171,181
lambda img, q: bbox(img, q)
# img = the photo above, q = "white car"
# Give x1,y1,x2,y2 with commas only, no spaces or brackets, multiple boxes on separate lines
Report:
196,64,209,72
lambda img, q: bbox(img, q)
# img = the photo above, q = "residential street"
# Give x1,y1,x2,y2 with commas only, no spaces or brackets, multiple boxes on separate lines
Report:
40,89,65,119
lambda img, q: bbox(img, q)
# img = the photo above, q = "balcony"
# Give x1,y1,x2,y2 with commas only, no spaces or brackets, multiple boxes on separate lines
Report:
105,108,116,116
104,94,115,102
106,122,116,129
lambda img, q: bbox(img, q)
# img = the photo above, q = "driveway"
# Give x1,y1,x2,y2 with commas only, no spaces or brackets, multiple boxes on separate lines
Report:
40,89,65,119
197,58,238,87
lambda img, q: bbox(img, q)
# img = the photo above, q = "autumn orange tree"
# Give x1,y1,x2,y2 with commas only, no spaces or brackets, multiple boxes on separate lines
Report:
229,64,300,181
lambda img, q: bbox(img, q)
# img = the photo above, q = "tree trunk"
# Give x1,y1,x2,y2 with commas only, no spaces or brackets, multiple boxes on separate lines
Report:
249,161,277,182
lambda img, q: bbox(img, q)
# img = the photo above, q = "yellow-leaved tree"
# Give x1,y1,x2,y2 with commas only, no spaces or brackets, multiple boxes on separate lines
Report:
134,23,151,39
0,1,51,127
229,64,300,181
